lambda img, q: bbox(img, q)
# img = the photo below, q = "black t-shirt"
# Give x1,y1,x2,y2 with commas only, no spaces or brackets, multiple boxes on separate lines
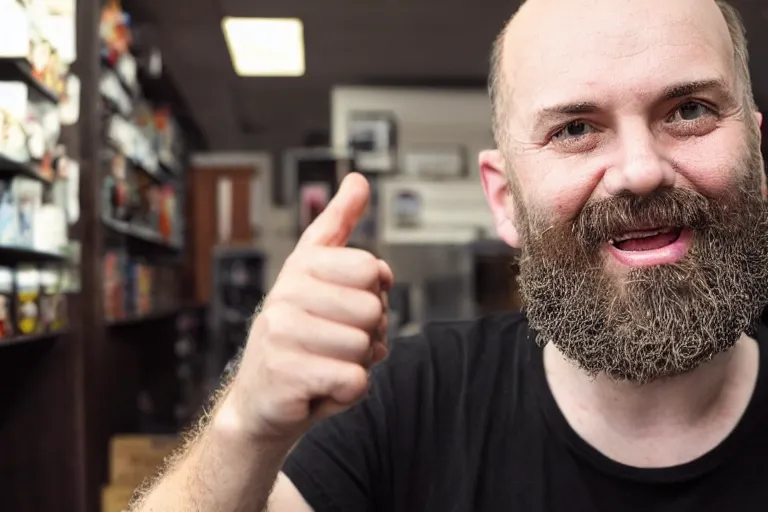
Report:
282,312,768,511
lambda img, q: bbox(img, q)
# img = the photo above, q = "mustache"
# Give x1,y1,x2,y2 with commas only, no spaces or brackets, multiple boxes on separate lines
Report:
573,188,715,248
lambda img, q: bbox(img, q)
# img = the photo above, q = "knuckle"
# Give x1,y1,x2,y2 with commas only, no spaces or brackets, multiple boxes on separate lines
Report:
349,327,371,351
271,273,308,303
283,249,313,276
355,251,380,283
353,248,378,268
343,328,372,362
335,365,369,402
260,303,295,342
358,293,383,327
262,352,292,384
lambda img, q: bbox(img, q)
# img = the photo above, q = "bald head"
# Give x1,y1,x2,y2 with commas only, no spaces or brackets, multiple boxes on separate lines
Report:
489,0,755,147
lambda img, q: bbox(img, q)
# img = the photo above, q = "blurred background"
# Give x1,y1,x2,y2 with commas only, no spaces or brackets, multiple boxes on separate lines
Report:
0,0,765,511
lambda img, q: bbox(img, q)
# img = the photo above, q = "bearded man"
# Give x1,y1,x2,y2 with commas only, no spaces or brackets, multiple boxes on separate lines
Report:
131,0,768,511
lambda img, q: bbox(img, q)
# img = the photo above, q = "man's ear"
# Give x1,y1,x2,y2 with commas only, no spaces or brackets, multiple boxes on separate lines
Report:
479,149,520,248
756,112,767,198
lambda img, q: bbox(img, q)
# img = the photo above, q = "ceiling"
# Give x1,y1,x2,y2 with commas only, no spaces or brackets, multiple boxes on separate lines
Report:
122,0,768,152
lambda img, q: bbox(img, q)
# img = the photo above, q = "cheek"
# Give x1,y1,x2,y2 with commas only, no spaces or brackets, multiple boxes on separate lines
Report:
529,168,606,223
670,128,750,196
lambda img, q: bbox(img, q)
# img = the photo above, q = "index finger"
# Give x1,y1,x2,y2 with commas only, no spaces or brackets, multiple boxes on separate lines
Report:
297,173,370,248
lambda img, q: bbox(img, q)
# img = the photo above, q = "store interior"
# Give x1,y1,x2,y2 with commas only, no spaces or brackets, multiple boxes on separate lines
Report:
0,0,766,511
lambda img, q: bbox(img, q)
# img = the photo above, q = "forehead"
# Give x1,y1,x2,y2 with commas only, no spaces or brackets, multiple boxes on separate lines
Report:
503,0,736,126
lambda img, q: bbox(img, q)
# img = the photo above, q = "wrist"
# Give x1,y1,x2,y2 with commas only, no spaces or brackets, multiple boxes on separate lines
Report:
212,387,299,452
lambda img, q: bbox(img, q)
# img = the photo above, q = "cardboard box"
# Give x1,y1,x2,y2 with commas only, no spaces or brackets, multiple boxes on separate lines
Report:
101,485,134,512
109,435,179,487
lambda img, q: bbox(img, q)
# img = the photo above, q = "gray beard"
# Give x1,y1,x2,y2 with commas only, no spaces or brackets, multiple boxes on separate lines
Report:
516,174,768,384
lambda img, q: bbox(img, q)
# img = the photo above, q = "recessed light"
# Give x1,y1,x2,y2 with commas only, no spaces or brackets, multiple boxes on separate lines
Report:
221,17,305,77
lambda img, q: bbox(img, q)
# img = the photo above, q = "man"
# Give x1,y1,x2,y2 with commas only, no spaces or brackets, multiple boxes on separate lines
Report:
131,0,768,510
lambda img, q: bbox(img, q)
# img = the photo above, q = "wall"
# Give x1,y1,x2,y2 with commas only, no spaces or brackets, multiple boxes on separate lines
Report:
330,86,499,322
331,86,494,178
189,152,293,289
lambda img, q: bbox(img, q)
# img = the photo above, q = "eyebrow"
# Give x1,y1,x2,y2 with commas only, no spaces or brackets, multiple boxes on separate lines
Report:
531,102,599,135
662,78,733,102
531,78,736,135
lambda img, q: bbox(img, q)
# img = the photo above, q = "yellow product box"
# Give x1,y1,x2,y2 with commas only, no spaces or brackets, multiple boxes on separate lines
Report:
109,434,179,487
101,485,135,512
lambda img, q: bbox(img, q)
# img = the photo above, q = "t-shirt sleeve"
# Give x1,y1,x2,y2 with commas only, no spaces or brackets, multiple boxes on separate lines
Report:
281,334,426,512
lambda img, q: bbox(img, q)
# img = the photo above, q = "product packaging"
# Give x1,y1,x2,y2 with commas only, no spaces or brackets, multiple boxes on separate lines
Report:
0,266,15,339
103,251,124,321
0,180,19,246
15,265,40,335
12,177,43,248
39,265,65,332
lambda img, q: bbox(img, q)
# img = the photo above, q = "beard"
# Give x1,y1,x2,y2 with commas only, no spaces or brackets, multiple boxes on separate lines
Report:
517,149,768,384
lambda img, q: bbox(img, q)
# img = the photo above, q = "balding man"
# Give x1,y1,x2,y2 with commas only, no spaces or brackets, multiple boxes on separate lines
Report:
131,1,768,510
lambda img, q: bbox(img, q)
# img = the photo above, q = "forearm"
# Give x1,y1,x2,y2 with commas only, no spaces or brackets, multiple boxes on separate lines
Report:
130,398,292,512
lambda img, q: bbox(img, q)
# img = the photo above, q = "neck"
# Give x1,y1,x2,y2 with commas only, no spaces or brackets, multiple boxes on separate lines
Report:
544,335,759,465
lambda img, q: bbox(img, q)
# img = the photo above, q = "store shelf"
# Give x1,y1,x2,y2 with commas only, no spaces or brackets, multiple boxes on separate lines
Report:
0,246,67,266
103,216,181,251
0,154,53,184
0,330,66,348
100,53,137,99
106,307,182,328
0,58,59,104
102,144,165,185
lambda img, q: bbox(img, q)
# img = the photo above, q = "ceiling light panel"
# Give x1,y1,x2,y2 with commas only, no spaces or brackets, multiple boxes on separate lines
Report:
222,17,305,77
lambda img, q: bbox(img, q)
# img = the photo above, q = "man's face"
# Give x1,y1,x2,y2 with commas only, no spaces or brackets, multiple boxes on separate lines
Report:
481,0,768,383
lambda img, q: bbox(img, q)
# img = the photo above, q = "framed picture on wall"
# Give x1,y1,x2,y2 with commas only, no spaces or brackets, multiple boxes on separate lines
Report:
348,172,380,248
282,147,352,236
282,147,351,204
403,144,467,179
298,182,331,233
347,111,398,174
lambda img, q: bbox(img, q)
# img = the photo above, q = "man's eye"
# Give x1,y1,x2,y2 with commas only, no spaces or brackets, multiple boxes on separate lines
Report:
553,121,593,141
672,102,713,122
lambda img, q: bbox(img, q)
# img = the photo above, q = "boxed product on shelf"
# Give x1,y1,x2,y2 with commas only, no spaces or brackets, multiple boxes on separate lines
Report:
0,179,18,245
158,185,176,240
0,82,32,163
101,485,134,512
109,434,179,487
123,257,151,318
135,104,182,172
28,24,66,96
12,177,43,248
134,263,153,315
100,69,133,117
0,0,69,98
0,2,31,59
106,115,159,176
15,265,40,335
102,149,134,222
0,266,14,339
0,176,65,253
100,0,137,93
103,250,125,321
39,264,66,332
154,108,182,171
32,203,67,254
23,99,61,177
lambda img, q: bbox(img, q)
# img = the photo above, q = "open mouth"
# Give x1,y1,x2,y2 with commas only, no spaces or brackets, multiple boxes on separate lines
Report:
609,226,684,252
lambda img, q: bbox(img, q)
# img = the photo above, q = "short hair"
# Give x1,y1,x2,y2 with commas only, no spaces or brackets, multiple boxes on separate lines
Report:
488,0,756,147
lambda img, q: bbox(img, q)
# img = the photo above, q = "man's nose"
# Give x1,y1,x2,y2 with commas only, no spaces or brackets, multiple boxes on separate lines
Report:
602,127,676,196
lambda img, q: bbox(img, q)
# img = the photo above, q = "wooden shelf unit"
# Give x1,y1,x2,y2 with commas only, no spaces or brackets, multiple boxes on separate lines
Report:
0,1,207,511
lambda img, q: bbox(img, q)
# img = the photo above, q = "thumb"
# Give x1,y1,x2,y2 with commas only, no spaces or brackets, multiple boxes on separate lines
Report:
298,173,370,248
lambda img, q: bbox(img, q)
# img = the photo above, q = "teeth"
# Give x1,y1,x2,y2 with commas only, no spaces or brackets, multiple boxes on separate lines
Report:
610,227,675,244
